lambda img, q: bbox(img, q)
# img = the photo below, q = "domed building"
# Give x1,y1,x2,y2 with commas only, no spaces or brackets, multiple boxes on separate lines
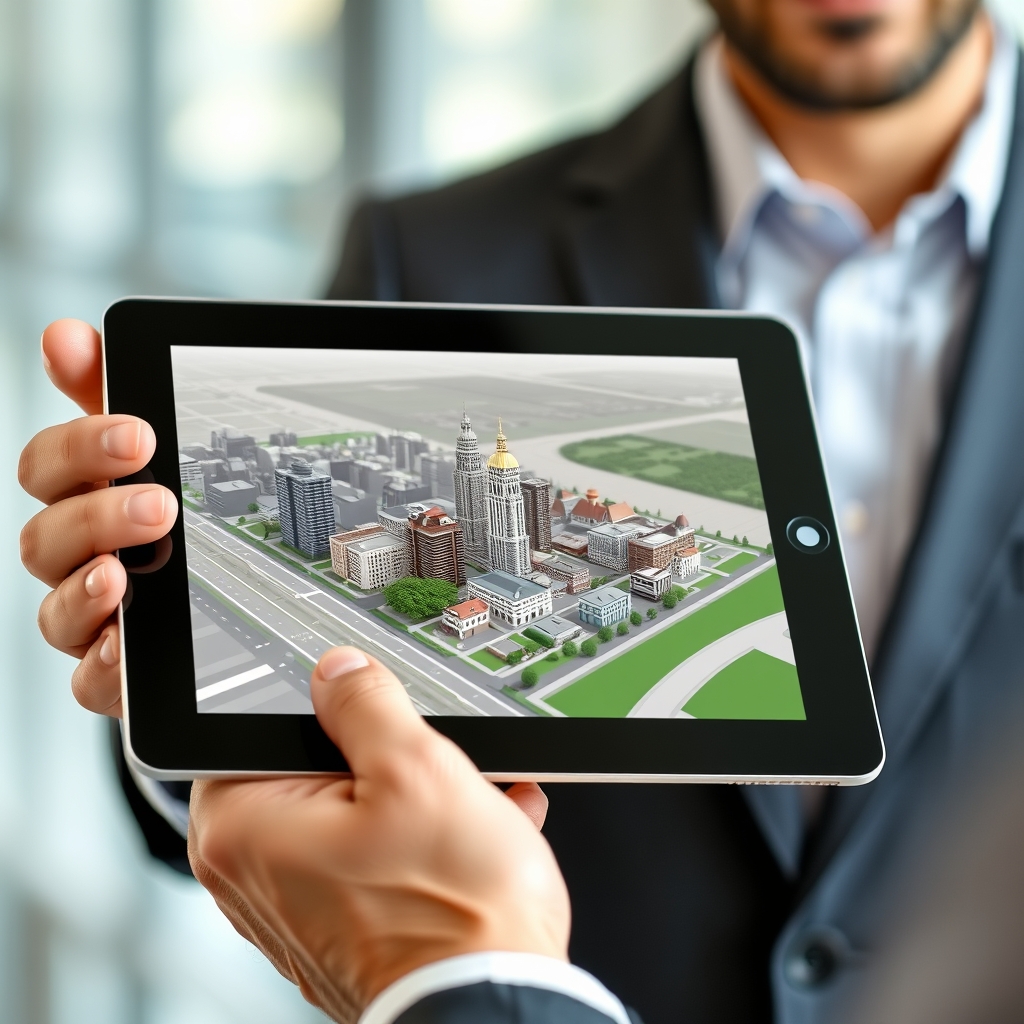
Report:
486,421,531,577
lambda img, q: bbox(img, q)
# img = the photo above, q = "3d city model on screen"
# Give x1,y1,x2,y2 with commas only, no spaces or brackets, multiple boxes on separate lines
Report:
170,347,805,721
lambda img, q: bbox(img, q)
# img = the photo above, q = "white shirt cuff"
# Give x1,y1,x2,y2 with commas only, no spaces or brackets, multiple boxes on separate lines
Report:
358,952,630,1024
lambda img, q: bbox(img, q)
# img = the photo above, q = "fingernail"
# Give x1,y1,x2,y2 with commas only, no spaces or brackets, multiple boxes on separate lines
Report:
41,335,52,376
319,647,369,679
103,421,143,460
84,564,108,598
125,488,167,526
98,634,119,667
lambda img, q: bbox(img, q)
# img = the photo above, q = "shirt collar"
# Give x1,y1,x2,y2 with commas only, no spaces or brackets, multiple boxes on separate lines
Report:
694,17,1018,262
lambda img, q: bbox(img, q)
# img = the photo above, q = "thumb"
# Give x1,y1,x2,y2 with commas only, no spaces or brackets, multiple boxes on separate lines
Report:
310,646,428,778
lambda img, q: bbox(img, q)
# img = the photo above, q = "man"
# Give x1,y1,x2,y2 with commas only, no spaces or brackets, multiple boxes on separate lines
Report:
19,0,1024,1018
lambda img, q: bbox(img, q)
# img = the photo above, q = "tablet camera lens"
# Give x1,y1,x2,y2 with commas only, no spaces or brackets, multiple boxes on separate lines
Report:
787,517,830,554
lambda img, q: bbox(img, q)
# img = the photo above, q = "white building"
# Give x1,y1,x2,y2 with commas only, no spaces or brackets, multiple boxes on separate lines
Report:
587,522,648,571
631,566,672,600
179,453,205,495
344,533,406,590
578,585,632,628
486,421,531,577
672,547,702,579
469,570,552,628
441,598,490,640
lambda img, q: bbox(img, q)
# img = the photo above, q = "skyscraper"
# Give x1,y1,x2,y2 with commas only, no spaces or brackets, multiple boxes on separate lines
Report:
453,410,488,563
486,421,531,577
521,477,552,553
275,460,334,558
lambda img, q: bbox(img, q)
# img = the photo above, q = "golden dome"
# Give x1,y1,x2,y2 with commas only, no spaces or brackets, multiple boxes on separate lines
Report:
487,418,519,469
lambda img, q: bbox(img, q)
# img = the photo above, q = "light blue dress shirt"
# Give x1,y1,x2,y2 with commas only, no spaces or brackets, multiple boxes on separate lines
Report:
694,23,1017,658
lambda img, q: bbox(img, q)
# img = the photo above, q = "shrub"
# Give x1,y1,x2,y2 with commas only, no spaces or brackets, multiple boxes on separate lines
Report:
546,652,558,662
523,627,555,649
732,535,739,544
562,640,579,657
716,530,722,537
247,502,260,513
506,649,525,666
647,607,658,620
766,543,774,555
742,536,748,546
384,577,459,619
663,593,678,609
237,516,246,524
597,625,613,643
521,666,539,687
581,638,598,657
630,611,642,627
617,621,629,636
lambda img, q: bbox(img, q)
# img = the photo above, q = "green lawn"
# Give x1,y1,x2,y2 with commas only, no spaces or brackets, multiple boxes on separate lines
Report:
501,686,554,717
717,551,759,573
683,650,805,720
259,431,372,448
546,566,787,717
560,434,764,509
311,559,333,570
470,649,507,671
691,575,719,589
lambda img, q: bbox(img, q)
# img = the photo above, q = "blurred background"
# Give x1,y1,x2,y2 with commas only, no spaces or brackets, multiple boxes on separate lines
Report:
1,0,1023,1021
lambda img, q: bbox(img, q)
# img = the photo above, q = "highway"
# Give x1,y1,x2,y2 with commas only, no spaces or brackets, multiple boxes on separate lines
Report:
182,509,523,717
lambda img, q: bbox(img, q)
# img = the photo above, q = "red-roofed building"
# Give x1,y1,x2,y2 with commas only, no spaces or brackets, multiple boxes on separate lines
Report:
570,488,611,526
441,597,490,640
408,506,466,585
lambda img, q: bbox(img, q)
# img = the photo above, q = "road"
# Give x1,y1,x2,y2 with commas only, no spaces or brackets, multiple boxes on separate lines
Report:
183,509,523,717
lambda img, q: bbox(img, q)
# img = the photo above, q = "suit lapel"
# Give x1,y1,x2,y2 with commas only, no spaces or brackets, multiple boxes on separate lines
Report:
557,60,719,309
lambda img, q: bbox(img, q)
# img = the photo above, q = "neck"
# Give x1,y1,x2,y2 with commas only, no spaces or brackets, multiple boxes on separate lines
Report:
723,14,993,231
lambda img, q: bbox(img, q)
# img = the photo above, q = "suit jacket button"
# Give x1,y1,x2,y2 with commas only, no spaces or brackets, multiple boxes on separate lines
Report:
784,927,854,988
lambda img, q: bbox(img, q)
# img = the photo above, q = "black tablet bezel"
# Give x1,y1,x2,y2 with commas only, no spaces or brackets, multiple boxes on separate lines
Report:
104,298,883,783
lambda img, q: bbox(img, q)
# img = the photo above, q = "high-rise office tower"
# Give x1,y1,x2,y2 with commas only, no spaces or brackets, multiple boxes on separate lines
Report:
521,477,552,553
275,460,334,558
453,410,488,562
486,421,531,577
408,506,466,585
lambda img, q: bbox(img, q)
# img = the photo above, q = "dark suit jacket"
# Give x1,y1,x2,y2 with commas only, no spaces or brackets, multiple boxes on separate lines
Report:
122,56,1024,1024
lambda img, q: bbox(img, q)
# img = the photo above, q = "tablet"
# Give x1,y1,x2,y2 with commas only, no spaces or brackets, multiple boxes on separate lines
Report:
104,298,883,784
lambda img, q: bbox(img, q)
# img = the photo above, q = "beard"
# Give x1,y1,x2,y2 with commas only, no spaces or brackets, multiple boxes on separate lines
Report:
709,0,983,110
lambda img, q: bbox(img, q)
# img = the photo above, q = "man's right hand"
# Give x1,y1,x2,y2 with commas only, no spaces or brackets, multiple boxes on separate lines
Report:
19,318,178,717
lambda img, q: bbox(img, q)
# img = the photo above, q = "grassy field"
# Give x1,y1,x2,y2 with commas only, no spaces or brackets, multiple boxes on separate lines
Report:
683,650,805,720
470,649,506,671
717,551,759,572
545,566,786,717
560,435,764,509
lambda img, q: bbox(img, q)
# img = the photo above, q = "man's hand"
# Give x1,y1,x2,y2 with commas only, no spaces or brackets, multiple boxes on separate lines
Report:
189,646,570,1024
19,319,178,717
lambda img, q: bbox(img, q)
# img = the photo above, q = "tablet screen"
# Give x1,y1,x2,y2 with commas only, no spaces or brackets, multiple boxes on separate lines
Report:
170,347,804,723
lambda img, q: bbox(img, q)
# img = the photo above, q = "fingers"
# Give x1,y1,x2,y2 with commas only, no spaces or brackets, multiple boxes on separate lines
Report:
41,319,103,415
21,484,178,588
38,554,127,655
310,647,428,779
504,783,549,831
19,415,157,504
70,623,123,716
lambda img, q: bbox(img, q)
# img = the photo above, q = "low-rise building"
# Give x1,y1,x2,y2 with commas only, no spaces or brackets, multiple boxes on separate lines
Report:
551,523,590,559
329,525,405,590
179,453,205,494
469,571,552,628
485,637,529,663
630,566,673,601
587,522,649,571
206,478,260,518
532,554,591,594
440,598,490,640
627,518,696,573
529,614,581,645
578,585,632,628
672,547,702,580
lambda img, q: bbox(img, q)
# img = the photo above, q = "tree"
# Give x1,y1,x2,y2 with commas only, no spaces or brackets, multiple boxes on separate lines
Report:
617,621,629,636
766,542,774,555
732,535,739,544
598,625,613,643
521,666,539,687
602,497,614,506
630,611,642,627
384,577,459,619
633,506,641,514
716,529,722,538
545,652,559,662
742,536,748,546
656,509,661,517
506,649,525,666
581,638,598,657
663,593,678,609
562,640,579,658
247,502,260,513
237,516,246,524
523,627,555,649
647,607,658,620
